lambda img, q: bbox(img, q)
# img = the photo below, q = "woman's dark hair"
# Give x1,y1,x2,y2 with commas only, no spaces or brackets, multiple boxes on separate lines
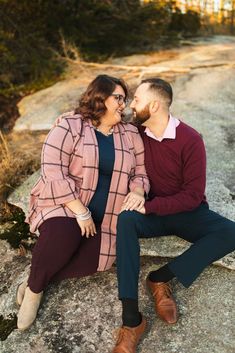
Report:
75,74,128,125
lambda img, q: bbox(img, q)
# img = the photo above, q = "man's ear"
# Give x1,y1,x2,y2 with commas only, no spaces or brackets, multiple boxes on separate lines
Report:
149,100,159,114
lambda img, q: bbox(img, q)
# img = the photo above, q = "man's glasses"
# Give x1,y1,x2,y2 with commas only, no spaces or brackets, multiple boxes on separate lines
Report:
111,94,128,105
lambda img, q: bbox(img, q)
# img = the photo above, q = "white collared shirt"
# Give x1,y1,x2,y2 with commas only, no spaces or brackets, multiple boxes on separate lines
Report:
144,114,180,142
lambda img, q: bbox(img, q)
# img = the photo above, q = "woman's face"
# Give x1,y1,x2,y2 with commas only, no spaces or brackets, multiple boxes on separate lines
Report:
102,85,126,125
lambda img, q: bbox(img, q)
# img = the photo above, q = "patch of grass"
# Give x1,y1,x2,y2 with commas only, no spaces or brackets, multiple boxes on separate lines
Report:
0,314,17,341
0,205,35,250
0,130,45,249
0,130,44,202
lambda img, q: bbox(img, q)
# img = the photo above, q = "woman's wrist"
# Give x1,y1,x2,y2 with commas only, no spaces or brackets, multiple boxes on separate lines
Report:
74,207,92,221
133,187,145,196
64,200,88,216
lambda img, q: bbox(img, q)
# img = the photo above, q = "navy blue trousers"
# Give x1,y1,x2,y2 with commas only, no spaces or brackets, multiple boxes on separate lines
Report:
116,203,235,300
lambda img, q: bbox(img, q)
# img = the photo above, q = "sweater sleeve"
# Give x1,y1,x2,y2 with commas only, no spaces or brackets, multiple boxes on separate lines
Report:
129,131,150,194
37,118,81,207
145,135,206,215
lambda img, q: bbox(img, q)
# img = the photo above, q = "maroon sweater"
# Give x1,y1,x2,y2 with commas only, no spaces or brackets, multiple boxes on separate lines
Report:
139,121,207,216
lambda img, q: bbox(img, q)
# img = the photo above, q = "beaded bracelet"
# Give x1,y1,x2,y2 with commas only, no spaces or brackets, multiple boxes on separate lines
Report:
74,207,92,221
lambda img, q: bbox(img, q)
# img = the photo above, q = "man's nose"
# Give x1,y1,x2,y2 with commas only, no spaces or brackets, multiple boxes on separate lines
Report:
130,100,135,109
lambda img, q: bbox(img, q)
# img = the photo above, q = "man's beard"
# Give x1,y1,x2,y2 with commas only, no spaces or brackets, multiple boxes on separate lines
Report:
132,104,150,126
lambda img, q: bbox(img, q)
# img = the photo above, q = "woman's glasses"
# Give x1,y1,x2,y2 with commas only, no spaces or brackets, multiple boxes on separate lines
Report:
111,94,128,105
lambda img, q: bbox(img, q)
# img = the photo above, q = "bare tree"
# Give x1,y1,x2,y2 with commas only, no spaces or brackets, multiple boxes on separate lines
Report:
231,0,235,33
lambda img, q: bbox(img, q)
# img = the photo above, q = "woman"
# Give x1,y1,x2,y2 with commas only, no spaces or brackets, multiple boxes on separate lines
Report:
16,74,150,330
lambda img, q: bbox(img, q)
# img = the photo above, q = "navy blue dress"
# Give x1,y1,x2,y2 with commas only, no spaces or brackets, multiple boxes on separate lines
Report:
88,130,115,223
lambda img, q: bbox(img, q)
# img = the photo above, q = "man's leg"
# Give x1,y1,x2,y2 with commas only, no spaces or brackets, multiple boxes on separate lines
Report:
116,210,167,327
116,210,166,301
113,210,167,353
161,203,235,288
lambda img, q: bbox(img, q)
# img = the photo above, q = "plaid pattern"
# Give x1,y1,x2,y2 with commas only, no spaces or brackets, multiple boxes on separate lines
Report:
26,112,149,271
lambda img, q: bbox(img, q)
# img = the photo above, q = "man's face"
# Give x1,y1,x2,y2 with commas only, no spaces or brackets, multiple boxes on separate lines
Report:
130,83,152,125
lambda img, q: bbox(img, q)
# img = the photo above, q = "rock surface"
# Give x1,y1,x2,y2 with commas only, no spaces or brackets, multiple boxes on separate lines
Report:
0,246,234,353
14,36,235,132
2,36,235,352
14,81,86,131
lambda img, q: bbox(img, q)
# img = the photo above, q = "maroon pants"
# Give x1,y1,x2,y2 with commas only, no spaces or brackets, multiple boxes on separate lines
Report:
28,217,101,293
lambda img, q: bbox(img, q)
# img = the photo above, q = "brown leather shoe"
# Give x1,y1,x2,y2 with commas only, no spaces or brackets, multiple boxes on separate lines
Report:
112,317,147,353
146,278,177,324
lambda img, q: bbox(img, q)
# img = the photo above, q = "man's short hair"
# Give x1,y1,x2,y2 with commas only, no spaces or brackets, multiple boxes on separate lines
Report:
141,78,173,107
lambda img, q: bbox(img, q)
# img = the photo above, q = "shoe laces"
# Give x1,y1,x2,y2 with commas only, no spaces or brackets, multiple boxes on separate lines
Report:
113,326,136,346
152,283,172,300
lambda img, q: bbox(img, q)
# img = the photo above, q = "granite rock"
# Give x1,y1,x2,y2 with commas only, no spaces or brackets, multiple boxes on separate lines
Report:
3,35,235,353
0,247,234,353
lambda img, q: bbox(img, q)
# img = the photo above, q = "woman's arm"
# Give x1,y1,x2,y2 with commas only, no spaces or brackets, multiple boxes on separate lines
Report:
39,117,96,237
65,199,96,237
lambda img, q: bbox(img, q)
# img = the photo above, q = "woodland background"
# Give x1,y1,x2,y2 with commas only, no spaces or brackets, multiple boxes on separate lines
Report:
0,0,235,130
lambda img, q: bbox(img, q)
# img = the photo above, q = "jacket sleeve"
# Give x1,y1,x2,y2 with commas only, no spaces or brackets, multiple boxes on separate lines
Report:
128,131,150,195
145,135,206,215
37,118,81,207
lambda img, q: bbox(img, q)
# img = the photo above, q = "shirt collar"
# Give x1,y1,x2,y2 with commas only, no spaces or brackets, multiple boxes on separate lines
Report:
144,114,180,142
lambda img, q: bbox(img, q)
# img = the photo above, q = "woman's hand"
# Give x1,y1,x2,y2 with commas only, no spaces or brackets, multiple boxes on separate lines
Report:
76,217,97,238
64,200,96,238
121,191,145,212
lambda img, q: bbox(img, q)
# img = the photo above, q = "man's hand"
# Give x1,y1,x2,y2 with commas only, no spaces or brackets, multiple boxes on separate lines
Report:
121,191,145,212
136,205,146,214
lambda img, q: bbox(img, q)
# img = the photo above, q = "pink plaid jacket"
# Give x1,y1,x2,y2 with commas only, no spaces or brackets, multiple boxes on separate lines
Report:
26,112,149,271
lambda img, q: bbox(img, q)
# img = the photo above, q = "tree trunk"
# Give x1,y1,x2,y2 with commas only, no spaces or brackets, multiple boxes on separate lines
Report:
231,0,235,34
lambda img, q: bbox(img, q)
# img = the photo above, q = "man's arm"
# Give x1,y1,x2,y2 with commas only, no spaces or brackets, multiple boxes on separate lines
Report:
144,135,207,215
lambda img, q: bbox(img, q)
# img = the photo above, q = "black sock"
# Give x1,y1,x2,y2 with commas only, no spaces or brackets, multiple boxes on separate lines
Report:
121,298,142,327
148,264,175,283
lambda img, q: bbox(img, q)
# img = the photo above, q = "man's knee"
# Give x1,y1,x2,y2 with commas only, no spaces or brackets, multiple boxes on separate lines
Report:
116,211,144,243
214,220,235,252
223,222,235,247
117,210,139,227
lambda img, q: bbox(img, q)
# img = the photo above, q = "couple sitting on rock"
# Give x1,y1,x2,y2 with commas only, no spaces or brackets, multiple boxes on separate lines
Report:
16,74,235,353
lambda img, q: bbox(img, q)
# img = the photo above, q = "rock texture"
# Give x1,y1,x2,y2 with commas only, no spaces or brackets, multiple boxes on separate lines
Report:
14,81,86,131
2,36,235,352
0,247,234,353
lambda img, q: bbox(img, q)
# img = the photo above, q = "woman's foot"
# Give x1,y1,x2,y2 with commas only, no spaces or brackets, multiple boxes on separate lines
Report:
16,280,28,306
17,287,43,331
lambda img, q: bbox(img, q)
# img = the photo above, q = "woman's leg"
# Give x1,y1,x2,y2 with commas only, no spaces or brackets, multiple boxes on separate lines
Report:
18,217,83,330
51,223,101,282
28,217,83,293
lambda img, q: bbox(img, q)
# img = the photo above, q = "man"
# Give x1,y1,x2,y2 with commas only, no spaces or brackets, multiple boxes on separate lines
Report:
112,78,235,353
